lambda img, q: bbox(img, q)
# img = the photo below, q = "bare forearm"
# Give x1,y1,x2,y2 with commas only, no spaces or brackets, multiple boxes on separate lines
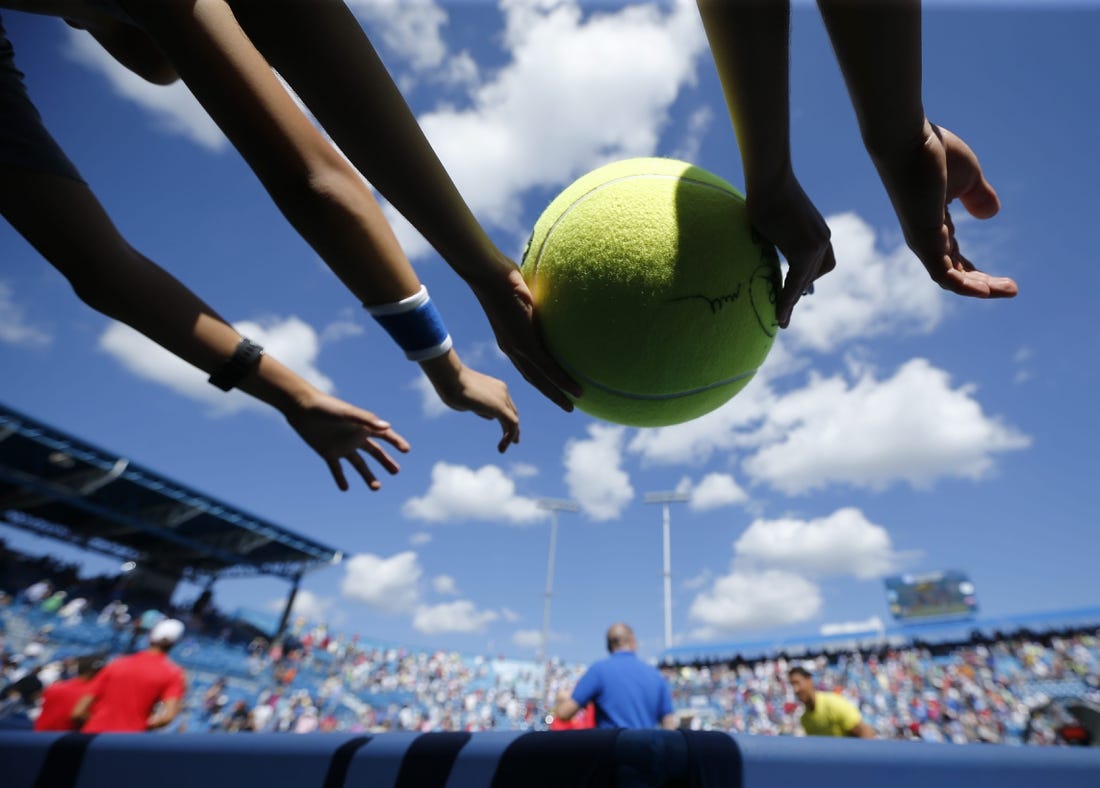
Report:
120,0,421,307
816,0,925,158
76,250,315,414
697,0,793,194
227,0,512,286
146,700,181,730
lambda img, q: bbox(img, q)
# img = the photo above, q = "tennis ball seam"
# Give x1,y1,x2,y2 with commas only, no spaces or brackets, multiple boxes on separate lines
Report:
567,363,758,401
527,172,742,288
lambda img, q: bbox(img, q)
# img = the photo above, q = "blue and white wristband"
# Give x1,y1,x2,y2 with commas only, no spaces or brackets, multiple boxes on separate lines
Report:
365,285,453,362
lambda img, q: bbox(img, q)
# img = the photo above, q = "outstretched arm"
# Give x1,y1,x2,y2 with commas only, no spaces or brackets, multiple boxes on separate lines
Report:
0,0,177,83
113,0,520,450
0,168,409,490
225,0,581,410
817,0,1017,298
696,0,836,328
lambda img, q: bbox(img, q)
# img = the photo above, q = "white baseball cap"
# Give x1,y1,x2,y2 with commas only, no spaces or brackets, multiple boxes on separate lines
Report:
149,618,185,645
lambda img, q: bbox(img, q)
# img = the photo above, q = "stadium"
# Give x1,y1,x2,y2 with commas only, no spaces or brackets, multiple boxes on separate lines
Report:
2,404,1098,785
4,1,1100,785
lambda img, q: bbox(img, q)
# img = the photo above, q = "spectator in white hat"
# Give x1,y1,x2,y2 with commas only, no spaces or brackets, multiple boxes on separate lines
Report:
72,618,186,733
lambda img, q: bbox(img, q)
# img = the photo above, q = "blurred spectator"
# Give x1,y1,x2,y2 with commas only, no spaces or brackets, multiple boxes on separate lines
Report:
75,618,187,732
34,653,105,731
20,580,52,609
548,689,595,730
554,623,677,730
788,665,875,738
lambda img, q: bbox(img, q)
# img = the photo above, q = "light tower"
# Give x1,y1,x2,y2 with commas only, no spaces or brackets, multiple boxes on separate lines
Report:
536,498,579,695
644,490,689,650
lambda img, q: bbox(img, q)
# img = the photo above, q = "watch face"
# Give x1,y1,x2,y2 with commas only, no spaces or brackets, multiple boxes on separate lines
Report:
209,339,264,391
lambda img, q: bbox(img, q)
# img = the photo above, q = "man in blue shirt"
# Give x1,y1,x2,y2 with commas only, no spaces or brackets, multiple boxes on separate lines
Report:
553,622,677,730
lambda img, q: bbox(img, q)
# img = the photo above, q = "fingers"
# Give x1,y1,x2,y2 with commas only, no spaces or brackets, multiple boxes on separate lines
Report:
957,176,1000,221
776,243,836,329
938,125,1000,220
361,437,402,475
923,210,1018,299
512,353,577,412
522,327,584,400
375,427,411,455
327,459,349,492
347,452,381,491
496,393,521,454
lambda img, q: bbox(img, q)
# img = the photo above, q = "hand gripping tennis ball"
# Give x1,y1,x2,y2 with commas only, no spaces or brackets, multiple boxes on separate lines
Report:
521,157,781,427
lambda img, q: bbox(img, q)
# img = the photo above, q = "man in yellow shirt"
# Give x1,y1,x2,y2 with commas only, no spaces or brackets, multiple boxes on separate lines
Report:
788,666,875,738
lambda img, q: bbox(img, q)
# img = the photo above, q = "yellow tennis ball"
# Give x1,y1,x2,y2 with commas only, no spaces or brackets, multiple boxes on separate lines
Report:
521,157,781,427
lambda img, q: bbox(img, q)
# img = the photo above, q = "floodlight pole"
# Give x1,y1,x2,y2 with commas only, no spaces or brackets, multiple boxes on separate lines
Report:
644,491,690,651
536,498,579,700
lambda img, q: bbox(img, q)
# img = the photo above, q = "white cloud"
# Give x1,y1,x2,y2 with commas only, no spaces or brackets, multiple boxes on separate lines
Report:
627,368,777,467
564,424,634,521
409,372,450,418
734,508,903,580
743,359,1031,494
1013,345,1033,385
97,315,334,415
320,318,365,343
500,607,521,623
0,282,51,348
512,629,544,649
670,105,714,164
409,531,433,546
412,599,499,634
677,473,748,511
820,616,884,637
683,569,713,591
510,462,540,479
341,551,422,613
348,0,450,73
783,213,944,353
383,0,708,258
689,569,822,635
432,574,460,596
402,462,545,524
268,589,332,624
632,355,1029,496
63,28,225,151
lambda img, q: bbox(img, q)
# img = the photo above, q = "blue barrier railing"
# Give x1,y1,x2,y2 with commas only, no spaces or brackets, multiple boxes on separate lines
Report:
2,730,1098,788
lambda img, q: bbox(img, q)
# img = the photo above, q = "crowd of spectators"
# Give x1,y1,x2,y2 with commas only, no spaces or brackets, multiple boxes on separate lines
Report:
663,630,1100,744
2,561,1098,744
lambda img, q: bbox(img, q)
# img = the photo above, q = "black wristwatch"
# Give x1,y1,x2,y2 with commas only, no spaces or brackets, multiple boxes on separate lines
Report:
208,338,264,392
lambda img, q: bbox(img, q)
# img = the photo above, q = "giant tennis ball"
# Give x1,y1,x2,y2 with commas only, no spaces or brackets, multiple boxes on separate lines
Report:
520,157,781,427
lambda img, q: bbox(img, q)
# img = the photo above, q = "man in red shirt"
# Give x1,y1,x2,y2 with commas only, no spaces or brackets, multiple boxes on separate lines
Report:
33,654,105,731
73,619,187,733
549,689,596,730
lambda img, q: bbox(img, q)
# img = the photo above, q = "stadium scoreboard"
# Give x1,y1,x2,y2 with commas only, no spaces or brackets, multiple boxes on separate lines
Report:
884,570,978,621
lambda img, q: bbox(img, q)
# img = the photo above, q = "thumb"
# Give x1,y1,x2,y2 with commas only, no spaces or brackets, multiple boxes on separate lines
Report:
957,175,1000,220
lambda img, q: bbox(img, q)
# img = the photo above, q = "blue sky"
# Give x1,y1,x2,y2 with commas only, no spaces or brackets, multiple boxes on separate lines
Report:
1,1,1098,664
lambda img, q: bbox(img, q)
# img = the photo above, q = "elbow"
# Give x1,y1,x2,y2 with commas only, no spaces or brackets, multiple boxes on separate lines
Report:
143,65,180,87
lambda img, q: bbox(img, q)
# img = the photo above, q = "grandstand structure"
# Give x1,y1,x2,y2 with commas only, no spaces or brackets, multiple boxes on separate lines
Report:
0,402,342,638
660,606,1100,666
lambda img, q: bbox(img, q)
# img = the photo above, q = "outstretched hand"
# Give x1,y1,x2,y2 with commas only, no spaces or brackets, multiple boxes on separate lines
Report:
745,171,837,328
420,352,521,453
873,122,1018,299
473,265,582,411
284,392,409,491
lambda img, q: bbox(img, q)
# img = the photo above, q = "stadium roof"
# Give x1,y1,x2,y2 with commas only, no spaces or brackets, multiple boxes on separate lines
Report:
0,403,343,581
